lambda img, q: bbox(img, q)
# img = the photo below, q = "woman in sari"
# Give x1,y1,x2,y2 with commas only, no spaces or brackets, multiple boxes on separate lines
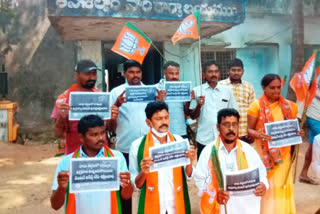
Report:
247,74,304,214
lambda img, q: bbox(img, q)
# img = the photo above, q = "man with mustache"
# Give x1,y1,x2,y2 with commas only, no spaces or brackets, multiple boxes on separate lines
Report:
109,60,162,213
156,61,195,138
129,101,196,214
194,108,268,214
190,60,238,158
219,58,255,143
51,115,133,214
51,59,119,155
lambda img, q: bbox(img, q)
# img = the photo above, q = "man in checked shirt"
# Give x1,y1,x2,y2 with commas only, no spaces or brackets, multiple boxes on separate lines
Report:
219,58,256,143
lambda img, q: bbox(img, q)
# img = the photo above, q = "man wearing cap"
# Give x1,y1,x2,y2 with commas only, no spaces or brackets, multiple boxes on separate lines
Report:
51,59,119,155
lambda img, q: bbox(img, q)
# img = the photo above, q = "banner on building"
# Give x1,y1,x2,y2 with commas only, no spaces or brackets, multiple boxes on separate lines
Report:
112,22,152,64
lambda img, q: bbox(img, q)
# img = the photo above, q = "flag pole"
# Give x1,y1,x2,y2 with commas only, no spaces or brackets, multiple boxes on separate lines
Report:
282,85,311,188
293,92,310,183
198,36,202,95
151,43,167,62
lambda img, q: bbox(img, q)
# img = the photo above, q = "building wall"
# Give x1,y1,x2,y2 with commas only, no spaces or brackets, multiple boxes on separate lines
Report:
201,10,320,98
2,0,320,136
1,0,77,136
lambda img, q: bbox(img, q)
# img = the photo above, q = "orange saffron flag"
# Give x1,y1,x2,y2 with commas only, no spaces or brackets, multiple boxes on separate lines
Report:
171,10,200,45
289,50,320,107
112,22,152,64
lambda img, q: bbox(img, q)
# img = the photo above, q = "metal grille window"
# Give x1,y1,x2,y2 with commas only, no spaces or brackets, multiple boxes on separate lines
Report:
201,49,236,80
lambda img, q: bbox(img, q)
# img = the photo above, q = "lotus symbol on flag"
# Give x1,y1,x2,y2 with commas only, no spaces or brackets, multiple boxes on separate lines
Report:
119,30,145,56
177,20,194,35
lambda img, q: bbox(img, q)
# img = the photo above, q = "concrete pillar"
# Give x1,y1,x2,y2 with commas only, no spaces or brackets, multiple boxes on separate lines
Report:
278,43,292,97
76,41,103,90
163,41,200,88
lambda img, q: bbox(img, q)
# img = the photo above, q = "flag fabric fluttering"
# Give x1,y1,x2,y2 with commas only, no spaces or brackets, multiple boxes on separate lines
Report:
111,22,152,64
289,50,320,107
171,10,200,45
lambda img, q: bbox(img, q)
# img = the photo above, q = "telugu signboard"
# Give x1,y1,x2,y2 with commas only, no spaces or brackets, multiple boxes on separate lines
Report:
69,92,111,121
69,157,120,193
49,0,245,23
149,139,190,172
265,119,302,148
164,81,191,102
225,168,260,196
125,86,156,102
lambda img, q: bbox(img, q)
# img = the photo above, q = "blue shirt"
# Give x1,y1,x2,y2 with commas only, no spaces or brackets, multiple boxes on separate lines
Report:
52,147,128,214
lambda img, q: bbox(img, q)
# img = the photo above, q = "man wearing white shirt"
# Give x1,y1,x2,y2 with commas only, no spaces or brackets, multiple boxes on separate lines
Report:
129,101,196,214
190,60,238,158
194,108,268,214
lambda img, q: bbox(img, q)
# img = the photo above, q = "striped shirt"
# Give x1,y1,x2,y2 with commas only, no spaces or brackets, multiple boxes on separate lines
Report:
219,78,255,136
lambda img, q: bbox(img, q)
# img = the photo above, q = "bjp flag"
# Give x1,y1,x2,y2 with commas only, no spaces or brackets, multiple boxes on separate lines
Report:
289,50,320,107
171,10,200,45
112,22,152,64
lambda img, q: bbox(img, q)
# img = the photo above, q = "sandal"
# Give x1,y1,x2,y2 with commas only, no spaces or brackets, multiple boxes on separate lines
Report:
299,177,319,185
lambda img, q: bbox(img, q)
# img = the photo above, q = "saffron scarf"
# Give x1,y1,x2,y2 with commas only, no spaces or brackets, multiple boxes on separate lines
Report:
65,146,122,214
137,131,191,214
200,136,248,214
258,94,293,171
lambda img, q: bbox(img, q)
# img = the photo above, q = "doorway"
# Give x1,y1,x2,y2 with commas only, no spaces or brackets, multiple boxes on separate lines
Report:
103,42,163,91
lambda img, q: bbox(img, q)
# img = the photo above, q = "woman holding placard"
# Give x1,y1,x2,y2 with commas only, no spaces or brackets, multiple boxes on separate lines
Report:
247,74,304,214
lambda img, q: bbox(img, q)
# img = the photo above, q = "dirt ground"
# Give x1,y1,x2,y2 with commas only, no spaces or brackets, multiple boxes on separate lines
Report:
0,140,319,214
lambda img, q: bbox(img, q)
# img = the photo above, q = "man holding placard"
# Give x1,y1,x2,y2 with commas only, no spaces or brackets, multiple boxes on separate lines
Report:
109,60,164,161
190,60,238,158
110,60,162,214
194,108,268,214
51,59,119,155
157,61,194,138
129,101,196,214
51,115,133,214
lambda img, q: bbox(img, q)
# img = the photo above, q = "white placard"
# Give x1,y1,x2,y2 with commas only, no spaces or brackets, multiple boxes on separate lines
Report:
69,92,111,121
225,167,260,196
265,119,302,148
149,139,190,172
69,157,120,193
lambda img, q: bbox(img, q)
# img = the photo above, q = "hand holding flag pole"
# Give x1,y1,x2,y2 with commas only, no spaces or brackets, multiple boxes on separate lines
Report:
283,50,320,188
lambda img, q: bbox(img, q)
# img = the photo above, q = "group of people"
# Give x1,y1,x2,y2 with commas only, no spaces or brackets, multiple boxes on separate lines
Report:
50,57,319,214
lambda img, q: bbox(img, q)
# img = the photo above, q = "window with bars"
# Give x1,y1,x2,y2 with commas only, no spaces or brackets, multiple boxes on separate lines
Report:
201,49,236,80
